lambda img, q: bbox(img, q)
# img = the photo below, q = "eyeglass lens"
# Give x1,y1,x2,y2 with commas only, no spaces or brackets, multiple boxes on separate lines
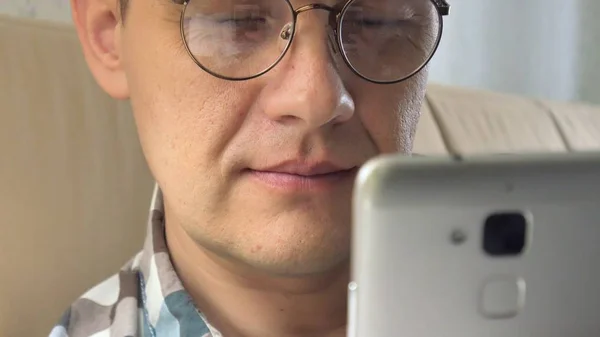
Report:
182,0,442,82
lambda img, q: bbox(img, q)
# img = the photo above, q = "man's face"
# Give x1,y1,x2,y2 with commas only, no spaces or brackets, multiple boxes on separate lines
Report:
119,0,428,275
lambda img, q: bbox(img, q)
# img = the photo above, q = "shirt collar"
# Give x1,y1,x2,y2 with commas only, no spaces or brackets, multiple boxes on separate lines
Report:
138,184,223,337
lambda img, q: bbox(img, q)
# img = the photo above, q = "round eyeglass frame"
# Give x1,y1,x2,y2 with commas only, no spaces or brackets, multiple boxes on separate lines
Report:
177,0,450,84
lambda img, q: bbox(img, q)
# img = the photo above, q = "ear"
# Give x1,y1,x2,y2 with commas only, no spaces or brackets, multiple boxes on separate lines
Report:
71,0,129,99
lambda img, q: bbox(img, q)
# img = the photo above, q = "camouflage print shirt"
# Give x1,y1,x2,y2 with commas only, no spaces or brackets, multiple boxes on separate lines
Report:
49,185,222,337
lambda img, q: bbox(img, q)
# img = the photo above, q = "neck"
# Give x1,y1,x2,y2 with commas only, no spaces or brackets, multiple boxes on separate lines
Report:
166,220,349,337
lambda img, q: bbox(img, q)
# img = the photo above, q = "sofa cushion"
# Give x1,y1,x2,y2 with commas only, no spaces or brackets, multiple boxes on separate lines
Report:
543,100,600,151
426,84,568,154
0,15,154,337
413,98,448,155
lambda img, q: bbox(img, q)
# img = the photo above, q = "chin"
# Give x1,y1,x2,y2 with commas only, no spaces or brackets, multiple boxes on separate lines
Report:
231,216,352,276
244,246,351,277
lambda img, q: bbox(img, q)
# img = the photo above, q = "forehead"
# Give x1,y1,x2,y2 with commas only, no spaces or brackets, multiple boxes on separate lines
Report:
146,0,434,23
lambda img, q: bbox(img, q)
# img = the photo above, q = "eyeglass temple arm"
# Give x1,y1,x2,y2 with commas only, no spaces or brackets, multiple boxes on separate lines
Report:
432,0,450,16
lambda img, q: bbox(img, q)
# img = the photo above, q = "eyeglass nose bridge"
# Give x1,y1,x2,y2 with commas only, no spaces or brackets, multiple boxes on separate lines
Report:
294,3,338,22
285,3,342,54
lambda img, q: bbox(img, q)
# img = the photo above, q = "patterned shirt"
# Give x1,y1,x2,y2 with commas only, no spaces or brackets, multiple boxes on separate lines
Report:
49,185,223,337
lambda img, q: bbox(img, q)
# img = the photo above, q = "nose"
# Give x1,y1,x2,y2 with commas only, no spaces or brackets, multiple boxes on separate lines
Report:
259,14,355,130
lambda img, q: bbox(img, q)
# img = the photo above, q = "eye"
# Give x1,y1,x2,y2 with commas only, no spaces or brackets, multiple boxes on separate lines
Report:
217,16,268,28
361,18,403,28
350,15,427,29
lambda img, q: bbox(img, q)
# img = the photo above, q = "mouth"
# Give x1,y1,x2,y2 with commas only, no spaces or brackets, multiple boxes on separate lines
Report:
244,163,358,192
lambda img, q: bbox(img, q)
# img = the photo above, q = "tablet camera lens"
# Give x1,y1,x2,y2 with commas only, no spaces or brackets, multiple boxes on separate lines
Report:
483,213,527,256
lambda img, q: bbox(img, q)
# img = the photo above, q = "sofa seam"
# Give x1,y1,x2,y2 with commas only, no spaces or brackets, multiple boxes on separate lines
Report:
534,99,573,152
423,92,456,155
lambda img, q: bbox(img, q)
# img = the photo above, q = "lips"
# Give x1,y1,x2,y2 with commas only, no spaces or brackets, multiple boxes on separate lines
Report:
245,160,358,192
252,160,356,176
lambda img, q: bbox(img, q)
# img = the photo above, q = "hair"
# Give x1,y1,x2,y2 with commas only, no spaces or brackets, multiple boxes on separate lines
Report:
119,0,129,21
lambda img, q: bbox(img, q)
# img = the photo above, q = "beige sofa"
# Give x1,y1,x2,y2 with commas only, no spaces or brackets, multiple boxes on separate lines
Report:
2,14,600,337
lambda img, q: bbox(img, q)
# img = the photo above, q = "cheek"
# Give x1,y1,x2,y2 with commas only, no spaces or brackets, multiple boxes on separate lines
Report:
122,30,256,186
354,74,427,153
131,78,252,180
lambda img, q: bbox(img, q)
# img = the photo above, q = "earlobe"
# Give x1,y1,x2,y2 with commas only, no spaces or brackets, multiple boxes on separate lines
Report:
71,0,130,99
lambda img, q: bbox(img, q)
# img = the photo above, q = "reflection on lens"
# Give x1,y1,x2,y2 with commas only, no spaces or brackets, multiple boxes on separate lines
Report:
339,0,442,83
182,0,295,79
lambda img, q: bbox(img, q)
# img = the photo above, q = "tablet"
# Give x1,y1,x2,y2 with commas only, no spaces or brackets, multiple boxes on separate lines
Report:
348,152,600,337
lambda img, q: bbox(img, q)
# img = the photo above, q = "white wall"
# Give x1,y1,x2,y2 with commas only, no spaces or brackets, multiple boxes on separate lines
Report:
428,0,599,104
0,0,72,23
2,0,597,104
577,0,600,104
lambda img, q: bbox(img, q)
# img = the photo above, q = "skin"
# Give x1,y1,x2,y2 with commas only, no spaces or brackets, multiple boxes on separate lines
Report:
71,0,428,336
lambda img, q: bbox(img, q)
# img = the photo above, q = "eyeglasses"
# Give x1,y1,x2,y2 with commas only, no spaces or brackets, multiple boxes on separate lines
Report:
173,0,450,84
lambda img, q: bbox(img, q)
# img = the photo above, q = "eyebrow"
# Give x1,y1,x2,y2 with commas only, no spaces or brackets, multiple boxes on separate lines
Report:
170,0,449,15
169,0,348,5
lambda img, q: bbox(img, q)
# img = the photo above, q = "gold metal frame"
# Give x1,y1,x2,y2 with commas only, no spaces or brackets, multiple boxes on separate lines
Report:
176,0,451,83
